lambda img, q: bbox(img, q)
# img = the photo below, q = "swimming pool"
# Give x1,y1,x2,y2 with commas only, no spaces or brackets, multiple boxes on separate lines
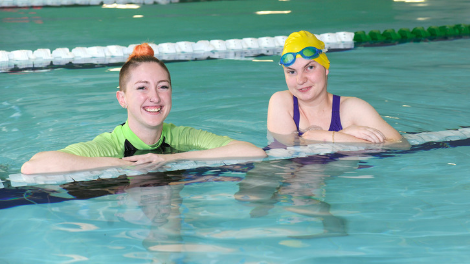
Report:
1,0,470,263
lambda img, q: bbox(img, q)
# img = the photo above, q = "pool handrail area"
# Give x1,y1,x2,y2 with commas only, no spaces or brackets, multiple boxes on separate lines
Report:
6,127,470,188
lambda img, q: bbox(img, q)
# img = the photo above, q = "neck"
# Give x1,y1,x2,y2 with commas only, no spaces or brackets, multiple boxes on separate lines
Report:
297,92,333,130
127,119,163,145
299,91,331,110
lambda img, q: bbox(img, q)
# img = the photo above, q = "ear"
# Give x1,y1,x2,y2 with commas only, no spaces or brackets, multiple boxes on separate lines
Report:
116,91,127,108
325,69,329,76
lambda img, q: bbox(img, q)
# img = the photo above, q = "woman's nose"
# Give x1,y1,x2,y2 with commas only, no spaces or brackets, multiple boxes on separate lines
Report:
149,89,160,103
296,72,307,84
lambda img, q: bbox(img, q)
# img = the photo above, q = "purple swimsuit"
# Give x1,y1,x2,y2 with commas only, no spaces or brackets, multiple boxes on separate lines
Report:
293,94,343,136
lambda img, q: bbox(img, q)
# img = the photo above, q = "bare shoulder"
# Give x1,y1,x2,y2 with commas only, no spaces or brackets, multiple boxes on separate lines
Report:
340,96,380,117
340,96,374,109
269,90,293,106
268,90,294,114
339,96,383,126
267,90,296,133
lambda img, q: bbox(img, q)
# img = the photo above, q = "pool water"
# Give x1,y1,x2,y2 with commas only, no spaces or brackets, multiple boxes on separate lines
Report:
1,0,470,263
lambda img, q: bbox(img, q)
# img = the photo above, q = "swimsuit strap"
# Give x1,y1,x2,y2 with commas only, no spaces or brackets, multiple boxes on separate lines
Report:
292,95,303,136
293,94,343,135
328,94,343,132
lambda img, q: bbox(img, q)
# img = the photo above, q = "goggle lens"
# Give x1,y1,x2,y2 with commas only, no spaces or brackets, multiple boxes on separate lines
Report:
301,47,318,58
280,53,295,66
279,47,323,67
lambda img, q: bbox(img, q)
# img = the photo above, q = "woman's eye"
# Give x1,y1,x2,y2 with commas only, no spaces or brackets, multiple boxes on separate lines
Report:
307,65,315,70
137,86,146,90
286,70,295,75
159,85,170,90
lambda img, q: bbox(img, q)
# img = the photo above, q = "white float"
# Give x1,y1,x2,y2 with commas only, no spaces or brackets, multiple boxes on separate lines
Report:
0,32,354,72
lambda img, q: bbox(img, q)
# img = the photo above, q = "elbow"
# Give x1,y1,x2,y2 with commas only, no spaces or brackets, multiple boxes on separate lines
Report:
21,151,50,175
399,137,412,150
228,141,267,158
21,161,35,175
246,143,267,158
251,147,267,158
258,147,268,158
385,136,411,150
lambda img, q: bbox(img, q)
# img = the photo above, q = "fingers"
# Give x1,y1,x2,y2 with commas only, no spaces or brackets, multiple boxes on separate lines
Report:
134,161,166,171
342,125,386,143
363,127,385,143
122,153,165,165
121,155,167,173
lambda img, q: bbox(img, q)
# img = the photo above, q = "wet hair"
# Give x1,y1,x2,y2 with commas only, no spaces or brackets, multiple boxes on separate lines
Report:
118,43,171,92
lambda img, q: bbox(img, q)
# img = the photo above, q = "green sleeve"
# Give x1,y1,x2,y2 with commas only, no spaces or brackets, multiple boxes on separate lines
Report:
164,123,234,151
58,132,123,158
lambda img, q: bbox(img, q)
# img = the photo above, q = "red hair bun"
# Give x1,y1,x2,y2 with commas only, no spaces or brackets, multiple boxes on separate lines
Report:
128,43,154,60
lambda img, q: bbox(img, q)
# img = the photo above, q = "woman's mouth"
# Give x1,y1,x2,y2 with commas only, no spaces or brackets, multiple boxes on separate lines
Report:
298,86,311,92
144,106,161,113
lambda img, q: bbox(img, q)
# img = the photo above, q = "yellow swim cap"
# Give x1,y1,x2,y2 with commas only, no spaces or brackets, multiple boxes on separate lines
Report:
281,30,330,70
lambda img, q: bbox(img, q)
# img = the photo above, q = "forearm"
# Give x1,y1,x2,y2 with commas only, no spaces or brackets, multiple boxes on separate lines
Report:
383,136,411,150
268,131,299,147
21,151,131,174
171,140,266,161
303,130,411,150
302,130,370,143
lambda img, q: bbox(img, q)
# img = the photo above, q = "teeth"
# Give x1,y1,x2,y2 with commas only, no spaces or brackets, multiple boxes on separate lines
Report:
145,107,161,112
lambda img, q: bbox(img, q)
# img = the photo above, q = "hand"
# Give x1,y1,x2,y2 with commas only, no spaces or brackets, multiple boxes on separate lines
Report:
122,153,170,164
122,153,176,171
340,125,386,143
122,153,173,166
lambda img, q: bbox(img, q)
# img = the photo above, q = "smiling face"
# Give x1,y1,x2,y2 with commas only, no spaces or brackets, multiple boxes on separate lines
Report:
283,57,329,101
116,62,172,134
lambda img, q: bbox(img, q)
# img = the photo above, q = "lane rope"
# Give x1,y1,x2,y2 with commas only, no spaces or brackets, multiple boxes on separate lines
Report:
0,32,355,72
1,23,468,73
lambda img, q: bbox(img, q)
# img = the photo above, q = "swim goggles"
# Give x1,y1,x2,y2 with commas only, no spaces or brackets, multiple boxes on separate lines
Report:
279,46,327,67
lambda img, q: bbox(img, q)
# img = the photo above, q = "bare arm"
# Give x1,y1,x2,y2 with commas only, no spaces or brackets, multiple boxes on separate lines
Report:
21,140,266,175
267,91,297,134
339,97,410,149
303,129,410,149
21,151,133,175
122,140,266,165
341,97,403,141
303,129,373,143
267,91,376,145
303,97,411,149
267,93,409,149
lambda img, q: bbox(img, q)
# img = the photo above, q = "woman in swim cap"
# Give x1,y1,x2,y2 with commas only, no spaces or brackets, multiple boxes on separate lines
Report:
267,30,409,147
22,43,266,174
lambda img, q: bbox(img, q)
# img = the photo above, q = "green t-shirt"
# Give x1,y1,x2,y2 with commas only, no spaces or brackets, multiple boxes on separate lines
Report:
59,122,234,158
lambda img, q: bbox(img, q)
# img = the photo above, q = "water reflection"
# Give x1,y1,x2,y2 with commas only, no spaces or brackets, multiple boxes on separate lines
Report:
119,176,184,261
235,156,354,239
4,155,360,261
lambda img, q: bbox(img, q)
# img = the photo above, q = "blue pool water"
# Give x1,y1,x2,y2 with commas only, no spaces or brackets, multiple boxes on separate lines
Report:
1,0,470,263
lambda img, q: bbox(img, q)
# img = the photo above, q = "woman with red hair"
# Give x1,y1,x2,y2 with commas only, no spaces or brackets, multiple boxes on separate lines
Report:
22,43,266,174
